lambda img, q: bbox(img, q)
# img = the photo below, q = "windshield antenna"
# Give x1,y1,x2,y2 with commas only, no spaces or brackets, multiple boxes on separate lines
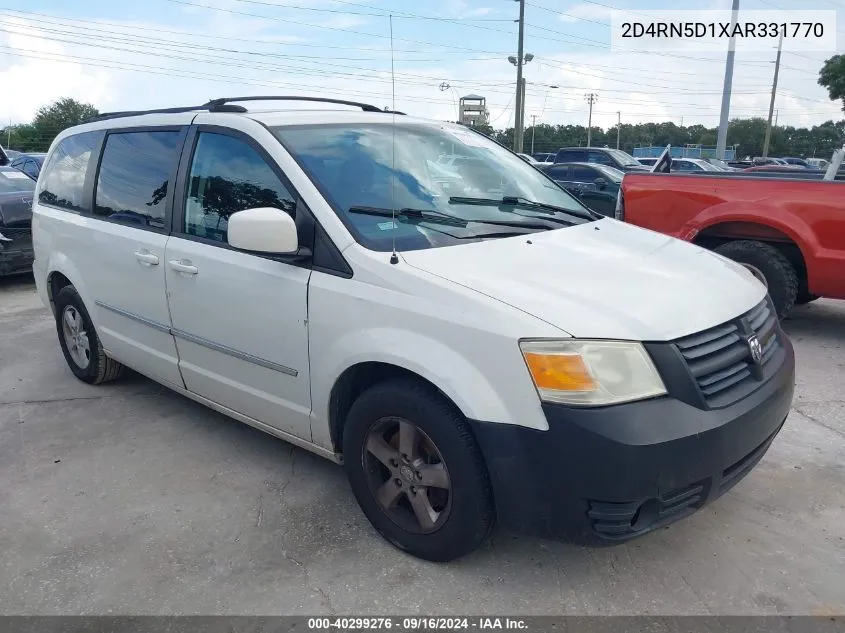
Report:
389,13,399,265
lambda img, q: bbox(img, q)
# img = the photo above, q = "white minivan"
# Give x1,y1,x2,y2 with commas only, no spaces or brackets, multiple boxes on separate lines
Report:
32,97,794,561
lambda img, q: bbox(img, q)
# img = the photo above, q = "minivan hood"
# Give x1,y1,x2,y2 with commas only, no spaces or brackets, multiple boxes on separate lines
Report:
400,218,765,341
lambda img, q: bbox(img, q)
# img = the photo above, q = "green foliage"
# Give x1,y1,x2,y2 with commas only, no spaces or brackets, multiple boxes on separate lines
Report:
513,117,844,159
2,97,99,152
819,54,845,113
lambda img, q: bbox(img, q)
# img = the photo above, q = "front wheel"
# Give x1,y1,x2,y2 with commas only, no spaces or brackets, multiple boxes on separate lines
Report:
714,240,798,319
343,379,494,562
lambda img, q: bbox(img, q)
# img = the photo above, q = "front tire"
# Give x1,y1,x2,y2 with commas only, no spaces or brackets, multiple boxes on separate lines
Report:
714,240,798,319
54,285,125,385
343,378,494,562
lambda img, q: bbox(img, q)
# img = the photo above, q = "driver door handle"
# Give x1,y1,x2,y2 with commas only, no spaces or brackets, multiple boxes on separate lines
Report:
169,259,198,276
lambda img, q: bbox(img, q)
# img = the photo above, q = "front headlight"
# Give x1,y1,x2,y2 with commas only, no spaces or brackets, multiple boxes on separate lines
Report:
519,339,667,406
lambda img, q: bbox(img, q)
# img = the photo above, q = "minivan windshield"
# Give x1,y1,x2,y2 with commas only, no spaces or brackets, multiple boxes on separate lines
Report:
274,122,594,252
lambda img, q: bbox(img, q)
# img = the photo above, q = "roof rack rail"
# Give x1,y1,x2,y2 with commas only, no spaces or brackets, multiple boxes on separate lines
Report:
203,96,390,113
87,104,246,123
87,95,405,123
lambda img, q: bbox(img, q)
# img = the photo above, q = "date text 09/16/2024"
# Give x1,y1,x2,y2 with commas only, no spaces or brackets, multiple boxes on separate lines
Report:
307,617,528,631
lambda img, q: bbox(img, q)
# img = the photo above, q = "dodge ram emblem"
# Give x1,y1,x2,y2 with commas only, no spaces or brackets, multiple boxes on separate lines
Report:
748,334,763,365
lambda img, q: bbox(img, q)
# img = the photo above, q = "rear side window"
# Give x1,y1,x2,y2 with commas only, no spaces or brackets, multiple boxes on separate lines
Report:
546,165,570,179
38,131,101,212
572,166,597,181
94,130,182,230
556,150,583,162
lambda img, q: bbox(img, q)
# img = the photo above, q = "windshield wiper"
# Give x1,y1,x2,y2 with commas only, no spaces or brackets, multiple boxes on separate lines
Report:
448,196,598,221
347,205,556,230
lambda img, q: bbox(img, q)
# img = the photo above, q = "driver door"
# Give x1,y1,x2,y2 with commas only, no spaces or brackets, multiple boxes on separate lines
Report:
164,124,312,440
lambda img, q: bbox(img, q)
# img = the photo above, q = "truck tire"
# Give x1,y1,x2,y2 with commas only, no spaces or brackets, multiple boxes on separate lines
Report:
343,378,494,562
714,240,798,319
55,285,125,384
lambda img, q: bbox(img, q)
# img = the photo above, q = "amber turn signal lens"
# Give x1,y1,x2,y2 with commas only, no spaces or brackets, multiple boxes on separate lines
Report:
523,352,597,392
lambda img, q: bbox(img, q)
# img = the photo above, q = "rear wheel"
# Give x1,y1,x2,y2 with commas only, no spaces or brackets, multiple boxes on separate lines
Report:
714,240,798,319
343,378,494,562
54,285,125,384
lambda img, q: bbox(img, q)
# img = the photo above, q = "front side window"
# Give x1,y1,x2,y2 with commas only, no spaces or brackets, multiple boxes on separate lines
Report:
94,131,182,230
275,122,592,252
184,132,296,243
38,131,101,212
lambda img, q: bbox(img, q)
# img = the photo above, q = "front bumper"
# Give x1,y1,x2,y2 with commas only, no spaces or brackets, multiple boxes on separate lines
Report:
469,333,795,544
0,226,34,276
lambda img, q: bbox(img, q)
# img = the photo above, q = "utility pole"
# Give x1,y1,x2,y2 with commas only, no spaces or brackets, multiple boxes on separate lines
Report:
775,109,779,128
513,0,526,153
585,93,597,147
531,114,538,154
762,31,783,159
716,0,740,160
616,111,621,150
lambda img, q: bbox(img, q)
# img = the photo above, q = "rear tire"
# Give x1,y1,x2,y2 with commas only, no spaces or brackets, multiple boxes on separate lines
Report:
55,285,125,385
714,240,798,319
342,378,494,562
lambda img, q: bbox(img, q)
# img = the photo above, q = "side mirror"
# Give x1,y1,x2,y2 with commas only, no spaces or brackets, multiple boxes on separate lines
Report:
227,207,299,255
594,177,607,190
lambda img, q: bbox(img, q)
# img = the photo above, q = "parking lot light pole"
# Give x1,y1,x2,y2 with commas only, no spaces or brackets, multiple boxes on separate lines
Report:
616,111,621,150
716,0,740,160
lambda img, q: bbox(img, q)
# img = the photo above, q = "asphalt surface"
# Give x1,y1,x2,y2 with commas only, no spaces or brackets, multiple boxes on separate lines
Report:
1,274,843,615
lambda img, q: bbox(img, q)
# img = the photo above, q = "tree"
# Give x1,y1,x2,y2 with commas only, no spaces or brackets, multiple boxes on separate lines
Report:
30,97,99,150
819,55,845,113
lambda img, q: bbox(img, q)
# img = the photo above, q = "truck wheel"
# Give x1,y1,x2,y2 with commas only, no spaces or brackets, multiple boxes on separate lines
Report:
342,378,494,562
714,241,798,319
55,285,125,384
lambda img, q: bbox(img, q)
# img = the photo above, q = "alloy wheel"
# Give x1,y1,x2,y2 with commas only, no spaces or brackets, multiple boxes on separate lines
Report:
362,417,452,534
61,306,91,369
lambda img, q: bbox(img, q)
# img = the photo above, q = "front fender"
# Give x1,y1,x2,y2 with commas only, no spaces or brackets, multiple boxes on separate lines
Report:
310,327,549,450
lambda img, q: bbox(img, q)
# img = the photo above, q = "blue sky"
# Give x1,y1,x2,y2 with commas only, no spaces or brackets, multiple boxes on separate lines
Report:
1,0,842,131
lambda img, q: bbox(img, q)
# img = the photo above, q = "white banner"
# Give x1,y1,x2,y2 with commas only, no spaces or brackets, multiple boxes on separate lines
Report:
610,10,838,52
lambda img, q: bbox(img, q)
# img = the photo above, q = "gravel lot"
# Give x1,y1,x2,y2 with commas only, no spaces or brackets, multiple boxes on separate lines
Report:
1,274,843,615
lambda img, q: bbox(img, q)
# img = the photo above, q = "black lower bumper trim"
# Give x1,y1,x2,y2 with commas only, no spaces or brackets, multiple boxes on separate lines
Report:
469,335,795,545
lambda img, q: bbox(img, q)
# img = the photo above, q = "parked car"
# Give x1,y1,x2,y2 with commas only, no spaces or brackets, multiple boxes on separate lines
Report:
517,153,538,164
553,147,649,172
531,152,554,163
806,157,829,170
700,157,738,171
0,165,36,276
617,171,845,317
0,146,10,165
32,96,793,561
9,153,47,180
637,157,723,172
778,157,810,168
541,162,622,216
752,157,787,166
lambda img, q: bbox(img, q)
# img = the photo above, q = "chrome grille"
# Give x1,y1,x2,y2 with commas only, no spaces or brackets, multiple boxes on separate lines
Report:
674,298,782,407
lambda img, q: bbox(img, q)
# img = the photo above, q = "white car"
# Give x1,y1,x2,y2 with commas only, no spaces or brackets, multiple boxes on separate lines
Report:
31,97,795,561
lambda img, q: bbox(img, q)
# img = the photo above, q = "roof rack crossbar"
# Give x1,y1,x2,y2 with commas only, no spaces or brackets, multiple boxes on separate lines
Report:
204,96,386,113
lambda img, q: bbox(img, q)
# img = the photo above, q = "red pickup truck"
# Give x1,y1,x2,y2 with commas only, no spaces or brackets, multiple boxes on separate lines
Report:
617,173,845,318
